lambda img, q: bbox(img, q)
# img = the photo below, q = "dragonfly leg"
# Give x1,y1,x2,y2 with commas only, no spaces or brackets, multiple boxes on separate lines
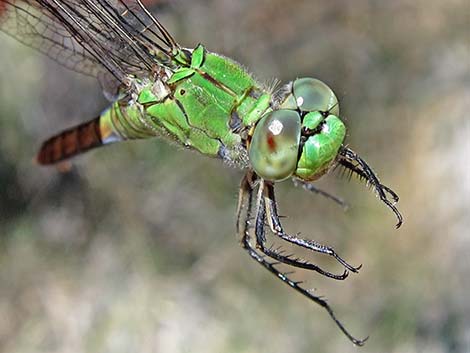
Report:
236,170,258,235
263,183,362,273
253,181,349,280
292,178,349,210
236,172,368,346
338,146,403,228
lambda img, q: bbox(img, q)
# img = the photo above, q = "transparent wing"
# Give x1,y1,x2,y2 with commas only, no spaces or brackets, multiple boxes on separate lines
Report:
0,0,178,90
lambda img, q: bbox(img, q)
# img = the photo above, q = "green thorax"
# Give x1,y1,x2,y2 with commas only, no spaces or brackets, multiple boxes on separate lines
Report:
100,44,271,166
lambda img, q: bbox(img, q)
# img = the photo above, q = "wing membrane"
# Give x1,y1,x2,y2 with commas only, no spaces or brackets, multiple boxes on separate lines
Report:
0,0,178,86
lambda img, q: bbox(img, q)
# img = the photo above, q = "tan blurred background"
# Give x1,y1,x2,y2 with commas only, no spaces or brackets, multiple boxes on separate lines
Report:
0,0,469,352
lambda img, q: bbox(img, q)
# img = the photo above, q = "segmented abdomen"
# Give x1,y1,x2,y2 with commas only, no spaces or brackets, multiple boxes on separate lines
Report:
36,117,103,165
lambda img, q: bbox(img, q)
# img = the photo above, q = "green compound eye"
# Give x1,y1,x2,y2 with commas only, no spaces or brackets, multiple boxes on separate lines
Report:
249,110,301,181
293,77,340,115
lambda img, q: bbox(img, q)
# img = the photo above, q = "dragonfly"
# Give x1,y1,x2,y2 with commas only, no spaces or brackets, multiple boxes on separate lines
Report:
0,0,402,345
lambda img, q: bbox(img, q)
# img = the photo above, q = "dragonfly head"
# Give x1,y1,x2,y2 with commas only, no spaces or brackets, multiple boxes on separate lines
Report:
249,78,346,182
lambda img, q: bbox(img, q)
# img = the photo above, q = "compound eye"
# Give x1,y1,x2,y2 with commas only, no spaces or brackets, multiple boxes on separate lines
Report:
249,110,301,181
293,77,339,115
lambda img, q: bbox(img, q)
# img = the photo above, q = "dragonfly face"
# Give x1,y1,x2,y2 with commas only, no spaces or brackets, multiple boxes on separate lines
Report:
249,78,345,182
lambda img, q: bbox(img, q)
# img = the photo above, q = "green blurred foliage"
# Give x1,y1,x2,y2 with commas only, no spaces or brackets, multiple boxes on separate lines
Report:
0,0,469,352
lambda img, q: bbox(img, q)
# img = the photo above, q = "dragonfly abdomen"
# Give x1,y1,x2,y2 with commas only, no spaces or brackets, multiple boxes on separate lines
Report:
36,117,103,165
36,102,157,165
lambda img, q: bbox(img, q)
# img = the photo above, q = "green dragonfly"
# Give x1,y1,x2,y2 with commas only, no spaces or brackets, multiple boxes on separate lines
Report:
0,0,402,345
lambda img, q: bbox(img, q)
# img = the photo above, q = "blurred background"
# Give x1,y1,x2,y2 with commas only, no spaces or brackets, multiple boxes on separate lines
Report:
0,0,469,352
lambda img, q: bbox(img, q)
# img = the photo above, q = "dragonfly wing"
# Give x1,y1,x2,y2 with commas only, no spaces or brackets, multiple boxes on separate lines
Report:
0,0,178,94
0,0,103,77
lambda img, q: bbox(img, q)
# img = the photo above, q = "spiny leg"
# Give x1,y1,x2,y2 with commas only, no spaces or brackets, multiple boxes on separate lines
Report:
236,172,367,346
253,180,349,280
292,177,349,210
238,173,348,279
263,182,362,273
338,146,403,228
337,159,399,202
236,171,257,235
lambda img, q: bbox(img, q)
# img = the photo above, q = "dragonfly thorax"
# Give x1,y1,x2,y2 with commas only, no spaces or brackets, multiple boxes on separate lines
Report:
249,78,346,182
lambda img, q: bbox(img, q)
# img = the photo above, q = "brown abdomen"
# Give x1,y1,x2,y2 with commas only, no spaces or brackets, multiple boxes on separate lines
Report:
36,117,103,165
